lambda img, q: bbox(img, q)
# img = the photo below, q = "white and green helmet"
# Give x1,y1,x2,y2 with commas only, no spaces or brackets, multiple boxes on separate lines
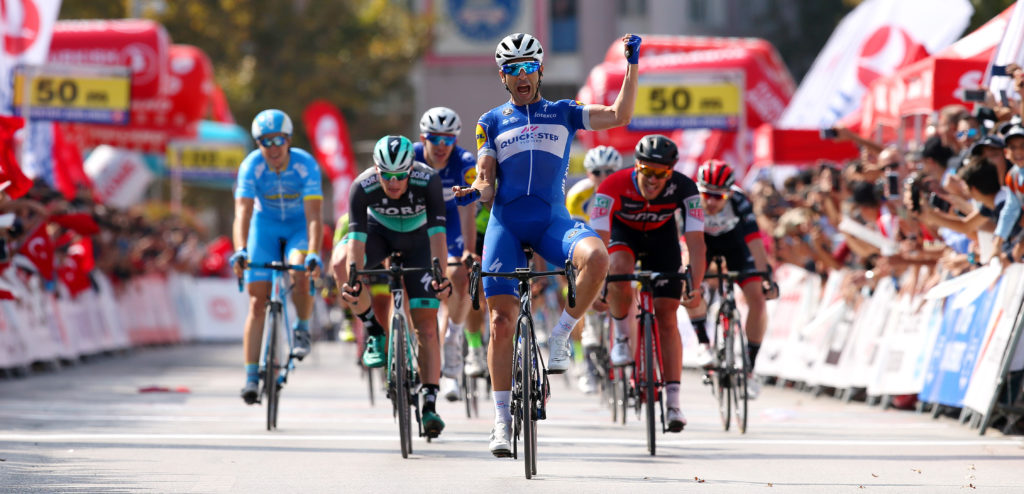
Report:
373,135,414,173
583,145,624,171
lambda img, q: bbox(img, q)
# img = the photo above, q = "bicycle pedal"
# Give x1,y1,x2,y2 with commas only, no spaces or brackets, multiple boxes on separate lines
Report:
545,368,566,375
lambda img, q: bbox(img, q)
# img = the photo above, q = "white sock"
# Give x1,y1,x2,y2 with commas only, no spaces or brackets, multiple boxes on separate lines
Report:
666,382,681,409
613,316,630,341
550,309,578,342
446,320,465,341
493,390,511,424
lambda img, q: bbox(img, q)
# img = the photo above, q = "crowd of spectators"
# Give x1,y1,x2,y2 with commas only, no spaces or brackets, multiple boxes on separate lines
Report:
747,65,1024,300
0,178,224,300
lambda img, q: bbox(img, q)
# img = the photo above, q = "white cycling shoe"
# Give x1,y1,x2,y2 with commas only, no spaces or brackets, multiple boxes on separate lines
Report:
464,346,487,377
691,343,714,369
440,377,460,402
547,334,571,374
667,407,687,432
489,420,512,457
744,373,761,400
442,333,464,379
610,337,633,366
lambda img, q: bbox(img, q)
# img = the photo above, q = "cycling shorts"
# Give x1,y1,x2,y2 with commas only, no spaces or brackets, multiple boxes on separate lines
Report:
608,221,683,299
706,236,759,288
482,196,597,297
360,222,439,309
246,216,308,283
446,225,464,259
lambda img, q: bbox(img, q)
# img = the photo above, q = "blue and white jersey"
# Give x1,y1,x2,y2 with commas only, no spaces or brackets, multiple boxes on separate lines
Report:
413,142,476,212
475,98,591,208
235,148,323,223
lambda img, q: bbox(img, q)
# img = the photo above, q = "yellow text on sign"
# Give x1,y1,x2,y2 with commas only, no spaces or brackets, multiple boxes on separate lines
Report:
12,74,131,110
172,146,248,170
635,84,741,117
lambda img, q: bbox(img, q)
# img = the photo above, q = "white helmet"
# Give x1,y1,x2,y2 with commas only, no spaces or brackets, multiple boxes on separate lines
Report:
494,33,544,66
583,146,624,172
373,135,414,173
419,107,462,135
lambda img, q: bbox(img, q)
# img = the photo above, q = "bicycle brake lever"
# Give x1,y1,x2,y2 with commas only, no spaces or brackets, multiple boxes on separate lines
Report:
347,262,363,297
565,259,577,309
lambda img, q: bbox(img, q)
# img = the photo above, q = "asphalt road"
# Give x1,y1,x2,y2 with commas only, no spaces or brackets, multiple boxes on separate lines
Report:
1,341,1021,493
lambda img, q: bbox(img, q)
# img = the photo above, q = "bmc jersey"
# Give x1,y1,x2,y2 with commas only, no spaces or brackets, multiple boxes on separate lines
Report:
476,98,590,208
414,142,476,255
591,169,704,233
235,148,323,223
348,162,446,238
701,187,760,247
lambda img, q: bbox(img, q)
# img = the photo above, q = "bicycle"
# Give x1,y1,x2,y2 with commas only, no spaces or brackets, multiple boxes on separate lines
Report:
701,255,772,434
580,313,616,418
347,254,446,459
237,239,315,431
468,246,577,480
606,268,692,456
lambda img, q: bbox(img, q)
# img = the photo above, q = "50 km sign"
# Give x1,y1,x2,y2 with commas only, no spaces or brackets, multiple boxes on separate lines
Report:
12,65,132,125
630,75,743,131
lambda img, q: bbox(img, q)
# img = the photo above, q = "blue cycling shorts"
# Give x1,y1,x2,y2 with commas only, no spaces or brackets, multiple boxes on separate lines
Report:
245,216,309,283
481,196,597,297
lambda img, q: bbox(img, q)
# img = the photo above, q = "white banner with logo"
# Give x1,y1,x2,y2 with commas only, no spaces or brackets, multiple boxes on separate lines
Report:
84,144,154,209
188,277,248,342
429,0,537,60
0,0,62,113
778,0,972,128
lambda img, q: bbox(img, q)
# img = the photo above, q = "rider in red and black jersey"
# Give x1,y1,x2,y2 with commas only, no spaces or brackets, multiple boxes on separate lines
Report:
590,134,706,432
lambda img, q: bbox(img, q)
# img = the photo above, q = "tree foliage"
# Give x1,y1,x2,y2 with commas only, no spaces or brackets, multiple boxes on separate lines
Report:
59,0,431,149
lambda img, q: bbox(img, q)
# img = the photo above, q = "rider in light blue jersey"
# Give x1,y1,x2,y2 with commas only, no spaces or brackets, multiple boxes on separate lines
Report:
231,109,324,405
453,32,642,457
413,107,479,402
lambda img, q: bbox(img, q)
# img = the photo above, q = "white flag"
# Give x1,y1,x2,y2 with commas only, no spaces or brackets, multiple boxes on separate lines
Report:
779,0,972,129
0,0,62,114
985,1,1024,102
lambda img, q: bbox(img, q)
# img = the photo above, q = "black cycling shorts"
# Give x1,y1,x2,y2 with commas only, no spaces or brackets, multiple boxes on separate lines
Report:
361,221,438,309
608,220,683,299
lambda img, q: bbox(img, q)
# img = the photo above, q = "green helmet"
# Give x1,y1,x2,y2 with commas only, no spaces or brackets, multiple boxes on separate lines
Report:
373,135,414,173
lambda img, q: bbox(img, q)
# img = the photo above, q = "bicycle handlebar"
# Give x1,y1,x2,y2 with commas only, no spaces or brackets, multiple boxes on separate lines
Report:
468,260,577,310
236,262,315,295
345,256,446,299
605,265,693,297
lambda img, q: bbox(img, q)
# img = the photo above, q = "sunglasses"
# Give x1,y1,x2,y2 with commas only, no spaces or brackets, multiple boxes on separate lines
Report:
501,61,541,76
379,170,410,181
701,190,730,200
425,134,456,146
590,168,615,177
257,135,288,148
956,128,979,140
635,163,671,179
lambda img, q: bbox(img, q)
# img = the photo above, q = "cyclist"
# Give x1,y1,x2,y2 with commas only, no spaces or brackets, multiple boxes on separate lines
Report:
591,134,706,432
688,159,779,400
414,107,478,402
453,32,642,457
566,145,625,394
331,135,451,437
231,109,323,405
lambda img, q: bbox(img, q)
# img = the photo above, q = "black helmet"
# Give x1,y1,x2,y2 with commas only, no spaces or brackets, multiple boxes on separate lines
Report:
634,134,678,166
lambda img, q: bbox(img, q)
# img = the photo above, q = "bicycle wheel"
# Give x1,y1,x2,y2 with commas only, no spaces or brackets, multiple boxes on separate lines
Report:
712,309,731,431
366,365,375,406
264,306,280,432
642,313,656,456
393,317,412,458
730,310,749,434
617,367,629,425
519,318,536,479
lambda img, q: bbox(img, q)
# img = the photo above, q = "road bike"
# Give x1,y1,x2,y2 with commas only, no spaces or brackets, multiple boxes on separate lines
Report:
606,267,691,455
702,255,771,434
469,247,576,479
238,239,314,431
348,254,445,458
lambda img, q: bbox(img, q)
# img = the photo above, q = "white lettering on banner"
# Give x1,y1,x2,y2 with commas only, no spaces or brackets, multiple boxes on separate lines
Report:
494,124,569,162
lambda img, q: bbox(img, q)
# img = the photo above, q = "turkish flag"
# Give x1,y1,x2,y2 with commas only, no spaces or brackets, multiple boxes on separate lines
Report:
18,226,54,281
0,115,31,199
57,255,91,298
50,212,100,236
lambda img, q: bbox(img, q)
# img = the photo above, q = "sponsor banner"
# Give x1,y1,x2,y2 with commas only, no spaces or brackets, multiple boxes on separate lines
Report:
188,277,248,342
919,278,1000,407
11,64,131,124
866,296,943,397
843,278,898,389
962,264,1024,413
428,0,536,62
631,73,743,131
758,264,821,379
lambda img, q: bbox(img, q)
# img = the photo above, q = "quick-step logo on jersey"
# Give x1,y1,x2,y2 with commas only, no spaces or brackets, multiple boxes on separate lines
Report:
494,124,569,162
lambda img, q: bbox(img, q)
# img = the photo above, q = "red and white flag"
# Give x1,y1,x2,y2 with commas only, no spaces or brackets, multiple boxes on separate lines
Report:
985,2,1024,101
779,0,973,129
302,100,357,218
18,225,53,280
0,0,62,113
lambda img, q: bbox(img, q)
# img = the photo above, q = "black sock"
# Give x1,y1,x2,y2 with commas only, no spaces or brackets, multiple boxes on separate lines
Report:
747,342,761,368
692,317,709,345
421,385,439,414
359,307,384,337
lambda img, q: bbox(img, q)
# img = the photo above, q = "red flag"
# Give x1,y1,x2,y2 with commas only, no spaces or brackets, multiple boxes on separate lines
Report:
52,123,93,200
18,226,54,280
50,213,100,236
57,254,91,298
209,84,236,124
302,100,357,217
0,116,31,199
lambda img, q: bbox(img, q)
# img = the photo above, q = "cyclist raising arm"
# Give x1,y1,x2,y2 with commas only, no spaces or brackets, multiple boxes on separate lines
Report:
689,160,779,399
591,135,706,432
453,32,641,457
231,109,323,405
330,135,451,437
414,107,477,401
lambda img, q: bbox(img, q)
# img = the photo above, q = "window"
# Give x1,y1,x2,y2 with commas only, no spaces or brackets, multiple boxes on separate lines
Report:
550,0,578,53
